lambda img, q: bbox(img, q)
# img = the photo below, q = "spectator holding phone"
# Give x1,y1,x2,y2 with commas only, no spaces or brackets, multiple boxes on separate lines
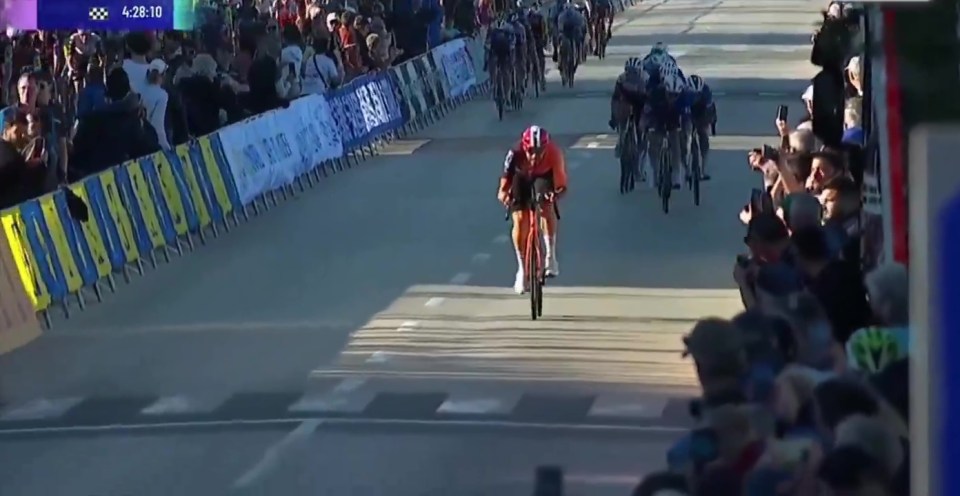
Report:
279,24,304,98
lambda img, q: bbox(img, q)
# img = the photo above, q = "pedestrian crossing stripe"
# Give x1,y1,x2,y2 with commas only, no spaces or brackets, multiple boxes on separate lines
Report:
88,7,109,21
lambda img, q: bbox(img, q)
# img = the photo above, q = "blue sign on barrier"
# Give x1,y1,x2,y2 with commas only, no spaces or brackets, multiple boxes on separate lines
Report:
910,125,960,496
942,192,960,496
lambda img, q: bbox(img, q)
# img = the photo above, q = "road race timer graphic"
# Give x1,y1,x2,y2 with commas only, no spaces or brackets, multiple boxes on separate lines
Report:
2,0,195,30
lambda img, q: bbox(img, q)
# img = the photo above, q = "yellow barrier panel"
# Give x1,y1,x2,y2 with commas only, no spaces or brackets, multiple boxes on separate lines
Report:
153,152,190,236
99,168,141,264
198,137,234,216
0,225,41,354
0,209,51,311
69,184,113,279
125,159,167,249
38,194,84,293
174,145,212,229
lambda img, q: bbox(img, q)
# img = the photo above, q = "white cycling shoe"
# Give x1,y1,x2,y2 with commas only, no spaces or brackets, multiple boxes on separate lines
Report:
546,256,560,277
513,269,526,294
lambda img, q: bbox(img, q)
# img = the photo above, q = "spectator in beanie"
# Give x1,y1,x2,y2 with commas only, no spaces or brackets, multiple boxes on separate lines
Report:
71,67,160,179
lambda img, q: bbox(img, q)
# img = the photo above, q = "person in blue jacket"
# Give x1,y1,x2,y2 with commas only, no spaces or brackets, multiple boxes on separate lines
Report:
685,74,716,181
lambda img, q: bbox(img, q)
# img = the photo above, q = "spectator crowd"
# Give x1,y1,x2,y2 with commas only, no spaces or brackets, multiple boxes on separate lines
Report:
0,0,478,211
626,3,913,496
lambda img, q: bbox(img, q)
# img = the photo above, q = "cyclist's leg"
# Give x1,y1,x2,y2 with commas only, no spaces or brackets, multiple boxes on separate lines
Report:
648,125,665,186
697,120,711,179
534,177,560,276
510,178,534,293
638,105,654,183
680,117,693,180
668,126,683,188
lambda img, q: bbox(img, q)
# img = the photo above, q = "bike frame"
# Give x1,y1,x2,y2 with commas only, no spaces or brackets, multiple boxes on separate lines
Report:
525,189,546,319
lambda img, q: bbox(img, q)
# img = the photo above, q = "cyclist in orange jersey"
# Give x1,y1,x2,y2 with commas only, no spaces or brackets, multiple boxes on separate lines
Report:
497,125,568,294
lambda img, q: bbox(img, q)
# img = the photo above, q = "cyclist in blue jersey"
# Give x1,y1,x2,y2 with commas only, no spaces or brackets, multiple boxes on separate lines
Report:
608,57,650,178
644,72,691,189
548,0,567,61
508,7,530,96
686,74,716,181
485,18,518,97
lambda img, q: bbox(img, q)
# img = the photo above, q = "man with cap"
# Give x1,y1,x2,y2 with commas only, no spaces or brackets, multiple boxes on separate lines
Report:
140,58,170,149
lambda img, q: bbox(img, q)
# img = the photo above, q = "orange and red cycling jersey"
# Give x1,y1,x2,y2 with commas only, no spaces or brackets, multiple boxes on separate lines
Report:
499,139,569,196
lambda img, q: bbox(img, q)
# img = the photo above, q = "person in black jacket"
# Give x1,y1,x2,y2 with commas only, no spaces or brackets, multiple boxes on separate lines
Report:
69,67,160,180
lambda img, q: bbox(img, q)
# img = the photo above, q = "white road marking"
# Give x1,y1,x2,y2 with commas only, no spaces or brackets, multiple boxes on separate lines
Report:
449,272,472,284
437,397,512,415
586,142,599,148
0,417,689,436
0,397,83,421
366,351,389,363
332,378,367,394
493,234,509,244
472,253,491,263
396,320,419,332
141,395,203,416
424,297,445,307
231,419,323,489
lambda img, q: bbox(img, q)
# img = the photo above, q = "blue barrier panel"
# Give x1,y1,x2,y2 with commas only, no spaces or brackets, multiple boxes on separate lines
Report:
137,155,179,247
77,175,128,272
50,191,99,288
17,200,67,303
67,181,114,280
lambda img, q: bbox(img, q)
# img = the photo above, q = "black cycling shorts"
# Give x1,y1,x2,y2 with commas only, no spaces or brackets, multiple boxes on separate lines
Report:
510,173,554,212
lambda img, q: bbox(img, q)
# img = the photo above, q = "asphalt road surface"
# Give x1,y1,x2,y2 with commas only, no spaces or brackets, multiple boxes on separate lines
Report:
0,1,821,494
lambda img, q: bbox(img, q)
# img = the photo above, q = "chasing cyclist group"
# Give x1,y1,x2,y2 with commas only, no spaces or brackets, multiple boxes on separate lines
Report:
485,0,718,293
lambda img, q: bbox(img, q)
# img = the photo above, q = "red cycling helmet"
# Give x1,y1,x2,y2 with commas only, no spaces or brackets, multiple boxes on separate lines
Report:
521,125,550,153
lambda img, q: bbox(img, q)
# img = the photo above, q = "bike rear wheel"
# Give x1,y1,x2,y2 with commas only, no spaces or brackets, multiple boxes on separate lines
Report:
659,144,671,213
496,76,505,120
619,122,637,194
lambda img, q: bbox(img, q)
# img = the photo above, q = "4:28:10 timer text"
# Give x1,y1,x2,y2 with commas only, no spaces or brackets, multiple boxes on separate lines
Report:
122,5,164,18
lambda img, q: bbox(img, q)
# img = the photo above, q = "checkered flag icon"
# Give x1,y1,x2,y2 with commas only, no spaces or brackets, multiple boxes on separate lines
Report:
88,6,109,21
